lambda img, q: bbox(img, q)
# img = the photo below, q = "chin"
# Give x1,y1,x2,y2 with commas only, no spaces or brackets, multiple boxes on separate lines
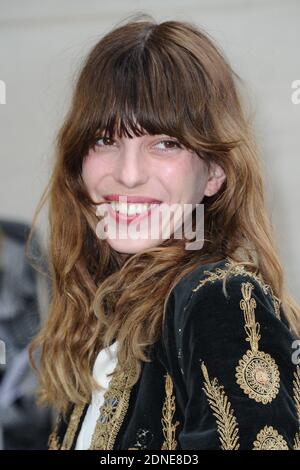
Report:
106,236,163,254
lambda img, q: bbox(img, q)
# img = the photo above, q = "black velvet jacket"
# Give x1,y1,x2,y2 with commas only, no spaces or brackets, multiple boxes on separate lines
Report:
48,258,300,450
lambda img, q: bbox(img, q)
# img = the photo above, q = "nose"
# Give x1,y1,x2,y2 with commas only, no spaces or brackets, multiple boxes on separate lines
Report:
113,140,149,188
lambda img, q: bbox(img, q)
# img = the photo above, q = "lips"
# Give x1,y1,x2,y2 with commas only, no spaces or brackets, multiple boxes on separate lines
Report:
103,194,162,204
107,201,161,225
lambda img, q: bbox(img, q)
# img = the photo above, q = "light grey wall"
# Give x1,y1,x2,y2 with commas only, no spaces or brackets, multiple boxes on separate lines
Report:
0,0,299,299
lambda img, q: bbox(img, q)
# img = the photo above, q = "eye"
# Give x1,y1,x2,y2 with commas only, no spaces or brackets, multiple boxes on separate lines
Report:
91,136,183,153
154,139,183,152
93,136,115,149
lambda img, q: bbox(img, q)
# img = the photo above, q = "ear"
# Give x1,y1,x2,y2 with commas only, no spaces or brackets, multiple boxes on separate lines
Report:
204,163,226,197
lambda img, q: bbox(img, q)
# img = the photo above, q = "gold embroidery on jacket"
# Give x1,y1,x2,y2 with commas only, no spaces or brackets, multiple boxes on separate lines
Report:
252,426,289,450
201,362,240,450
192,262,281,320
161,373,180,450
61,404,86,450
293,365,300,450
235,282,280,404
294,433,300,450
192,266,230,292
89,365,136,450
48,415,62,450
225,264,281,320
48,431,60,450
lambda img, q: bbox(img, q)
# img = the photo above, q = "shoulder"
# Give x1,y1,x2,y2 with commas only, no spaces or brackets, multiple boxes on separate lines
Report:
170,257,285,328
163,258,296,378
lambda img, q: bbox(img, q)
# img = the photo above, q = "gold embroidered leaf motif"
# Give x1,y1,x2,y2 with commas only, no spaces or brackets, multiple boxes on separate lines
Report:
192,267,230,292
253,426,289,450
235,282,280,404
161,373,180,450
292,365,300,450
201,362,240,450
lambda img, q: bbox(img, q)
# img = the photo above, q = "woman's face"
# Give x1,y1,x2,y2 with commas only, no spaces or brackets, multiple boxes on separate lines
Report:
82,132,225,254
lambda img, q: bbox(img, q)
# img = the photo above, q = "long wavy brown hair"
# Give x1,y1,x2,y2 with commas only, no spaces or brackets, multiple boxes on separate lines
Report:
28,14,300,414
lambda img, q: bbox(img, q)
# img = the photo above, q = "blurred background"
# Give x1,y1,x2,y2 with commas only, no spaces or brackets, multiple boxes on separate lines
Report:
0,0,299,449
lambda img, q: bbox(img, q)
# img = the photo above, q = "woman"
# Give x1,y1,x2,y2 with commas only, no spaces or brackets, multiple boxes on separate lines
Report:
28,16,300,450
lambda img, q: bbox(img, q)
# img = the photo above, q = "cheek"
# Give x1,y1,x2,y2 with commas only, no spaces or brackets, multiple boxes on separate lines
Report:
81,153,104,189
188,161,206,193
81,157,94,189
160,155,194,181
188,160,208,202
162,154,206,201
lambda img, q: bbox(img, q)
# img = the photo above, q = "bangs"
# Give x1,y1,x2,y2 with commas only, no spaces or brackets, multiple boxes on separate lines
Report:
79,41,207,153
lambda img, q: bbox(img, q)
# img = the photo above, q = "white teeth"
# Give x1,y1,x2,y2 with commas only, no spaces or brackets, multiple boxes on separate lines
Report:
111,201,157,216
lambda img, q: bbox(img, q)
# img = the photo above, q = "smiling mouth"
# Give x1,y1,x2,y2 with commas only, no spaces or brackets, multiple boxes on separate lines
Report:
107,201,161,224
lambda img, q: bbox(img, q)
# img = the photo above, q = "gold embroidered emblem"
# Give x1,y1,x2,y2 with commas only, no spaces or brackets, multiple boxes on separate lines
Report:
201,362,240,450
235,282,280,404
293,365,300,450
161,373,180,450
253,426,289,450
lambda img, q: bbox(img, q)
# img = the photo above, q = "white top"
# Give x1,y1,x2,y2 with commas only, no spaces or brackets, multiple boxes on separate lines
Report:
75,340,118,450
